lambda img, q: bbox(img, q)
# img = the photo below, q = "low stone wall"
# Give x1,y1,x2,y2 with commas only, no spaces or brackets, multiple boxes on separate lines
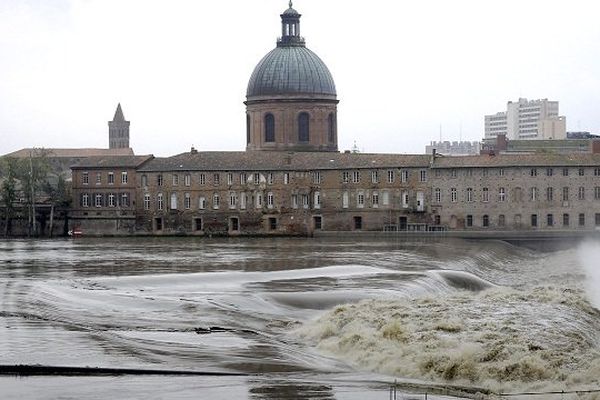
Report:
69,216,137,236
0,210,69,238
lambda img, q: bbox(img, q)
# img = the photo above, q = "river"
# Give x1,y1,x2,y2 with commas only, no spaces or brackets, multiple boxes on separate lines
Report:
1,237,599,399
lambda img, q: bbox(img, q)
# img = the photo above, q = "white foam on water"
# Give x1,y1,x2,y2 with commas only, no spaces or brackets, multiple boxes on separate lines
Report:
579,240,600,310
294,286,600,393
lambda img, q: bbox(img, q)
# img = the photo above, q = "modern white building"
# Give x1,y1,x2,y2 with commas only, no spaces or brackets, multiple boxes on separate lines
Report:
484,98,566,141
425,141,481,156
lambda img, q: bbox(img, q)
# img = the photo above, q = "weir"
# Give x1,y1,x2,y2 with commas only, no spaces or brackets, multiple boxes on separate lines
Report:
2,237,600,398
0,364,247,377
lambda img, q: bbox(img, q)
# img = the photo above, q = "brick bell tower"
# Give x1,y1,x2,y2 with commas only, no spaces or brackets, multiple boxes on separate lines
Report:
108,103,130,149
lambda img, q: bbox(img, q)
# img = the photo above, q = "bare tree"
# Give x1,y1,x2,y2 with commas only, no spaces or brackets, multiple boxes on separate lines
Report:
0,157,18,237
43,174,71,238
19,149,50,236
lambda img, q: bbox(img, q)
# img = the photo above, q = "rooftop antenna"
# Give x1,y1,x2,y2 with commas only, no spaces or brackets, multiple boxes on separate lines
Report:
459,121,463,142
439,124,442,143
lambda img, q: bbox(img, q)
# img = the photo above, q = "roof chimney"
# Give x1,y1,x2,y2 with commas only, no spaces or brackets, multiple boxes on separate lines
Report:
430,148,437,166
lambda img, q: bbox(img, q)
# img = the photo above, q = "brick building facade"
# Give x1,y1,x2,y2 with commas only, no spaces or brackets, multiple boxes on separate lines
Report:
70,155,153,235
132,151,432,236
69,151,600,236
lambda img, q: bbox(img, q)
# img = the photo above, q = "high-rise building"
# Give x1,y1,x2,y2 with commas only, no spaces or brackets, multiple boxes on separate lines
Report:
108,103,130,149
484,98,566,141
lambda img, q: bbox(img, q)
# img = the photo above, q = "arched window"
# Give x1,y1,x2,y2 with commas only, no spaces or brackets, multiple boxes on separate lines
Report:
264,113,275,142
298,112,310,142
246,114,251,144
328,113,336,143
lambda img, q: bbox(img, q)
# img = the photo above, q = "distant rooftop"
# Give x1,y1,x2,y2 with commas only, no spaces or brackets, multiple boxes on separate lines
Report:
72,155,153,169
3,148,134,158
432,153,600,168
567,131,600,139
138,151,432,172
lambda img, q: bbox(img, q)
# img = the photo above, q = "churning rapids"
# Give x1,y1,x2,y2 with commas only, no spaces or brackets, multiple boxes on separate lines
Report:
1,237,599,399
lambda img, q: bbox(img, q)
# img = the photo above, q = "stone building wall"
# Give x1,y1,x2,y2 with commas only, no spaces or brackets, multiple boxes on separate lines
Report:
430,164,600,231
134,165,432,236
70,153,600,236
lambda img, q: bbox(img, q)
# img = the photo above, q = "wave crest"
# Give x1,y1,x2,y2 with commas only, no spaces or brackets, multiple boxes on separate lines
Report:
295,286,600,392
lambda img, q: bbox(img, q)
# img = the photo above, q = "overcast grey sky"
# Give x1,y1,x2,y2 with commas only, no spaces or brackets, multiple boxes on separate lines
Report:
1,0,599,156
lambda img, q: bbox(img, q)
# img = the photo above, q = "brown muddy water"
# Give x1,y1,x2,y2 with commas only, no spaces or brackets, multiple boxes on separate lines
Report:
0,237,599,399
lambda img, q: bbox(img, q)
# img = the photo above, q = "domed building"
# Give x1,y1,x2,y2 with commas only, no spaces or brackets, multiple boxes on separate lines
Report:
245,2,339,152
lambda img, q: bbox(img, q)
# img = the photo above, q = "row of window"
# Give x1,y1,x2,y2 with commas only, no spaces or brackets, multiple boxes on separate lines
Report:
342,170,427,184
153,215,320,233
435,186,600,203
82,171,128,185
529,167,591,177
146,172,289,187
260,113,336,144
461,213,600,228
438,167,600,178
80,193,130,208
152,212,598,233
343,190,425,210
84,167,600,188
142,169,429,187
144,191,321,211
142,190,425,212
247,112,336,144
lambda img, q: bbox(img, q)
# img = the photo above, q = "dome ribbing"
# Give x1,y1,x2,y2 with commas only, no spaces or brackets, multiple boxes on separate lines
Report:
246,46,336,97
246,2,336,99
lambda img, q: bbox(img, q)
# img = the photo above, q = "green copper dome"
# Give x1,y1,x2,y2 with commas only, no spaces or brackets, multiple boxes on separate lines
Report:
246,3,336,99
246,46,336,98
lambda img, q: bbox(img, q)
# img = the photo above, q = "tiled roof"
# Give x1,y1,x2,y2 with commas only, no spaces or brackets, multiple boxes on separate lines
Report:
64,151,600,172
138,151,432,172
4,148,134,158
71,155,153,169
431,153,600,168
